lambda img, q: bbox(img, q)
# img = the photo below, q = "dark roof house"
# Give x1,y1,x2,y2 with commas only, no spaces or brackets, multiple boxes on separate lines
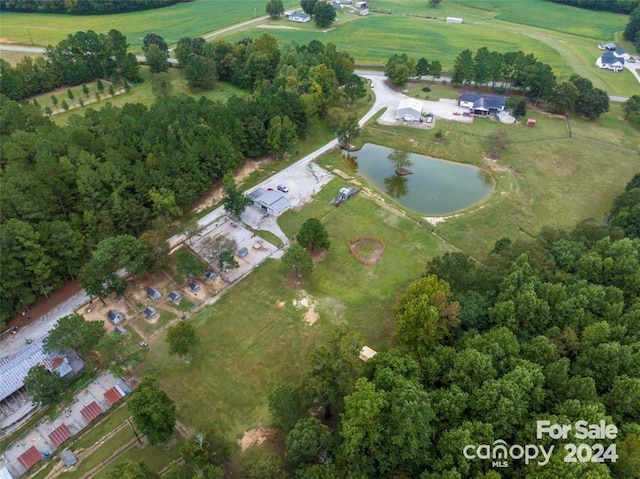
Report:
146,286,162,300
144,307,158,319
188,281,201,293
168,291,182,304
459,93,506,114
107,310,124,325
598,50,625,71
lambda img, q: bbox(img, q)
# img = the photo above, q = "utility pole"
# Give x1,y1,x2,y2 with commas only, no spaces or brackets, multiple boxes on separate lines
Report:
26,26,34,45
254,6,257,18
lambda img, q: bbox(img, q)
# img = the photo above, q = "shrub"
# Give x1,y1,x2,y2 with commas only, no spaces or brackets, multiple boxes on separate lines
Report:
422,86,432,92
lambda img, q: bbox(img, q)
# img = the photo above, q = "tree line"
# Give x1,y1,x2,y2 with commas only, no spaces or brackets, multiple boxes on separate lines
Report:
0,29,140,101
547,0,639,14
389,47,611,120
0,34,357,327
624,4,640,51
259,173,640,478
0,0,192,14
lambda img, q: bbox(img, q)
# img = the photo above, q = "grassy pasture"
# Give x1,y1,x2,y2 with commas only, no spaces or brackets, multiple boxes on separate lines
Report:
0,0,272,51
455,0,626,39
137,185,449,440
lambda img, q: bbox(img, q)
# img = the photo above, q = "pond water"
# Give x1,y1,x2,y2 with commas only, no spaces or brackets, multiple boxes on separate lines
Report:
346,144,494,215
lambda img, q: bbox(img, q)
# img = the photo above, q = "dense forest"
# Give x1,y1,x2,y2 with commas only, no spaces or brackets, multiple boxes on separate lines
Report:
259,175,640,479
0,29,141,101
0,34,358,327
547,0,639,14
0,0,192,14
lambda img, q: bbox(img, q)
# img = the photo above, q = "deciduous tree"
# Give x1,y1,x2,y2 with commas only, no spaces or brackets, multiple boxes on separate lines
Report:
103,461,157,479
25,364,66,406
44,313,105,356
128,377,176,445
285,418,332,469
266,0,285,18
222,173,251,219
166,321,199,359
146,43,169,73
343,73,366,105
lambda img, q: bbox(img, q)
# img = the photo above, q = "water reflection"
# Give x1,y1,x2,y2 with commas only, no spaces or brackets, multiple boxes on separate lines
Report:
343,153,359,172
349,143,495,215
384,174,409,198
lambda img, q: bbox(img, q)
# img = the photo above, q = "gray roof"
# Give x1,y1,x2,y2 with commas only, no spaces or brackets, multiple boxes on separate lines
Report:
253,190,290,215
146,286,161,297
169,290,182,301
0,338,64,402
144,307,157,318
615,47,626,55
60,450,77,467
247,188,268,201
460,93,506,111
601,51,624,65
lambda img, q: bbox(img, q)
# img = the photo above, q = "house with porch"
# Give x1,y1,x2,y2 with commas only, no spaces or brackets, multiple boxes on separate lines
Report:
459,93,506,116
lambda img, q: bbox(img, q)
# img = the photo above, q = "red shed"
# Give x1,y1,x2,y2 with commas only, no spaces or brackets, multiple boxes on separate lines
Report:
18,446,42,471
527,118,537,127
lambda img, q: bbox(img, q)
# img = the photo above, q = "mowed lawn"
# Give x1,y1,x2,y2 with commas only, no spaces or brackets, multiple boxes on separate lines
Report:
0,0,275,50
137,187,450,440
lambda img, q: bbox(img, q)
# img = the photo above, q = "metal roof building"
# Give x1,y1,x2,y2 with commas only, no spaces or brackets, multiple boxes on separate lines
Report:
80,401,103,423
17,446,42,471
0,338,64,402
248,188,291,217
395,98,423,122
48,423,72,448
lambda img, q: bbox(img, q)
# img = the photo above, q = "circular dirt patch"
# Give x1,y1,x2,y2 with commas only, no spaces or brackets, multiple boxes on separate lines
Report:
348,237,385,265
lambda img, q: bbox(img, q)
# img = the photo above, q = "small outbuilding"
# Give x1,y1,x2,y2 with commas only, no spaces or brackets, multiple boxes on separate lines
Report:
146,286,162,300
187,281,201,293
60,450,78,468
355,1,367,8
527,118,537,127
446,16,463,24
359,346,378,362
107,310,124,325
288,11,311,22
395,98,423,123
169,290,182,304
204,270,217,280
144,307,158,319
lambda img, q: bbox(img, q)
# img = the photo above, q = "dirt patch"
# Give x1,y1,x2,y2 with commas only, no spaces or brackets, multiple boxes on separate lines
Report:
310,249,326,262
193,160,267,213
239,426,278,452
304,308,319,325
5,281,82,332
348,237,385,265
293,291,319,326
76,295,132,333
276,301,285,308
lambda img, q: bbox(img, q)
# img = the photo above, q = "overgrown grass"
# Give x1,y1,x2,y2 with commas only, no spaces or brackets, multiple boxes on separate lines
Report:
96,437,184,477
134,309,178,337
137,190,450,441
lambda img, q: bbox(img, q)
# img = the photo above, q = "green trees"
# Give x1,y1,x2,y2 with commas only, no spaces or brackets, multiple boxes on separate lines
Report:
301,0,318,15
570,74,609,120
103,461,157,479
25,365,66,406
285,418,332,469
281,244,314,278
343,74,366,105
451,49,474,85
146,44,169,73
266,115,297,158
623,94,640,121
168,433,227,479
394,275,460,353
313,2,337,28
222,173,251,219
384,53,415,86
297,218,330,252
266,0,285,18
624,5,640,44
184,55,217,90
166,321,199,359
43,313,105,356
128,377,176,445
336,115,360,147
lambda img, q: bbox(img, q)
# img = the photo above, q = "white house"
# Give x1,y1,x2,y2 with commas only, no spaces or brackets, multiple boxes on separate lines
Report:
288,11,311,22
395,98,423,122
596,50,625,72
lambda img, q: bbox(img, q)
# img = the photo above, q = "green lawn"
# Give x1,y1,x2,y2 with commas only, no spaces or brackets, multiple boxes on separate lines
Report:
95,439,184,478
0,0,289,51
137,188,450,441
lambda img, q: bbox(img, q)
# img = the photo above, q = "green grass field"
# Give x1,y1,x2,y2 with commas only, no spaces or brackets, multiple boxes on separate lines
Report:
0,0,284,51
137,186,450,440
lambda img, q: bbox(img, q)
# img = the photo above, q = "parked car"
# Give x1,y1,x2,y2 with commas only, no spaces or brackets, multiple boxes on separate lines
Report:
277,184,289,193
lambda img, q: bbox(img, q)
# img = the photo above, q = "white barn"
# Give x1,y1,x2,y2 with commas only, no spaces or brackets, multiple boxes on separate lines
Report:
446,16,463,24
395,98,423,123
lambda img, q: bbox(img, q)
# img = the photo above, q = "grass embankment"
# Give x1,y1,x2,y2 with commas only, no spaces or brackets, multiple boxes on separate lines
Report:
138,186,450,441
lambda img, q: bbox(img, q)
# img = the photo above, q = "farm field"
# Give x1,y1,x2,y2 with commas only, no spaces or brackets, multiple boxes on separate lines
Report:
137,184,450,440
0,0,291,51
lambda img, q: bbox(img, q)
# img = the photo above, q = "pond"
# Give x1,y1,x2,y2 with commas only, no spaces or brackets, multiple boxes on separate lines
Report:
345,144,494,215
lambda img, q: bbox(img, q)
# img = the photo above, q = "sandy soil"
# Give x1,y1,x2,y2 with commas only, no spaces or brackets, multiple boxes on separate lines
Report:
239,426,278,452
293,291,319,326
193,160,268,213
